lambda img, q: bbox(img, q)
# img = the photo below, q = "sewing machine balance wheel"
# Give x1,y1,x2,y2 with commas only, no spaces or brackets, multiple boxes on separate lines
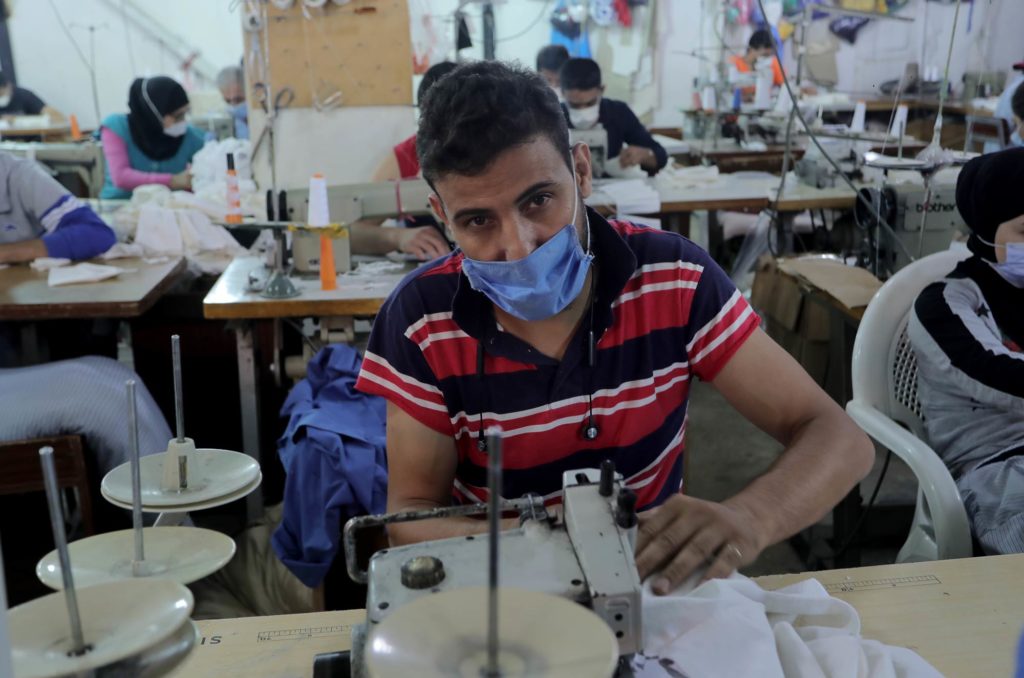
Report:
365,586,620,678
100,448,261,510
8,578,198,678
35,526,237,590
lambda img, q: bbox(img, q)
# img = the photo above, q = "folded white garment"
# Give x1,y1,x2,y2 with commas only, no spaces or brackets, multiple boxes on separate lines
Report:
29,257,71,271
631,574,943,678
48,262,133,287
605,154,648,179
135,203,185,255
593,179,661,214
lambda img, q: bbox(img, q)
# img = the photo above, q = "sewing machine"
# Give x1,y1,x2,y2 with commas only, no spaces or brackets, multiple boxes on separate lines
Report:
571,127,609,178
854,181,964,275
315,453,643,677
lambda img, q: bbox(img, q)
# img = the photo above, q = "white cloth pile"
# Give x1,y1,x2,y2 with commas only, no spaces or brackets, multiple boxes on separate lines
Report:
631,573,943,678
188,138,264,217
654,164,722,190
107,185,246,275
591,178,661,214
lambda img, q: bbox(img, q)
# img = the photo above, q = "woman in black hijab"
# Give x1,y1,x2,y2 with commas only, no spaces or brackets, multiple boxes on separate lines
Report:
908,147,1024,555
99,76,206,199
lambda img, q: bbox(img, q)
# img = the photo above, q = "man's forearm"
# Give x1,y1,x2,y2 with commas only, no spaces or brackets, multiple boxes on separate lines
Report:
0,238,47,263
723,409,873,551
386,497,521,545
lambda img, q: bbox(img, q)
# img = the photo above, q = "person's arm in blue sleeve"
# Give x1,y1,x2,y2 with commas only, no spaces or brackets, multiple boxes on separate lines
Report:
0,157,115,262
614,101,668,173
39,196,116,260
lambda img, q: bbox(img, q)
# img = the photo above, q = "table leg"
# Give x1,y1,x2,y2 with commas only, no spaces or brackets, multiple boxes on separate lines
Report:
235,322,264,521
664,211,690,238
708,210,724,260
19,323,47,365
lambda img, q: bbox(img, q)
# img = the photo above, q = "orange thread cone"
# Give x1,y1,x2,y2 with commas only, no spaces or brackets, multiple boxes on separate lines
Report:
319,235,337,290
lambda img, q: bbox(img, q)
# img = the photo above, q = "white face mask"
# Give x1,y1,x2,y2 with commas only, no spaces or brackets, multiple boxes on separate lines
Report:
163,121,188,137
550,85,564,103
0,94,11,108
569,102,600,129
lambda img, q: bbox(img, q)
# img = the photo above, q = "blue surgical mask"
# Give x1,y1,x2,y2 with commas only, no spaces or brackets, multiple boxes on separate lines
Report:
228,102,247,120
459,171,593,321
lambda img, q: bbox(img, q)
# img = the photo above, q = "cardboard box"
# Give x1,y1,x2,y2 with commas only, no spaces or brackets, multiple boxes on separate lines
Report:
752,255,880,389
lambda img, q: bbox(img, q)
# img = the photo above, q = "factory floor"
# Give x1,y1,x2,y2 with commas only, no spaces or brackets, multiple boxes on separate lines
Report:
685,379,915,577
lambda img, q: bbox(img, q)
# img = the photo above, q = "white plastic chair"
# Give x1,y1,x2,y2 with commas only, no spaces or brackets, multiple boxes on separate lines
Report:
846,249,973,563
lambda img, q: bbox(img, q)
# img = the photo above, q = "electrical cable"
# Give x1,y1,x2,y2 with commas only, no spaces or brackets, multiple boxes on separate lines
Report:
754,0,916,267
830,450,892,561
46,0,102,124
120,0,137,74
496,0,553,43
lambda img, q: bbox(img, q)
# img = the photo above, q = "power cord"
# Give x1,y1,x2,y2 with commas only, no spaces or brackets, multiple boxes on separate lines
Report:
829,450,892,562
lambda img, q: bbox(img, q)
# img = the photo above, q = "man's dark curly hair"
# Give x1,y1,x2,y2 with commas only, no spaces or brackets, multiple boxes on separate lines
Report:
416,60,571,186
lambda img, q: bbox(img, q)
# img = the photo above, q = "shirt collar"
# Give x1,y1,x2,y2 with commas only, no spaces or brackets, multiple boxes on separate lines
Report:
450,207,638,354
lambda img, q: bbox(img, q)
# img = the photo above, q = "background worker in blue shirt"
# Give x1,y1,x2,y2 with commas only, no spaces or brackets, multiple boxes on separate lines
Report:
559,57,668,176
0,152,115,264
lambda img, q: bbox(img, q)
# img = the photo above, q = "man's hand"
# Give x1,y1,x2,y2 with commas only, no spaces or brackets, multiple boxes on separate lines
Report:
635,494,766,595
396,226,449,260
618,145,653,169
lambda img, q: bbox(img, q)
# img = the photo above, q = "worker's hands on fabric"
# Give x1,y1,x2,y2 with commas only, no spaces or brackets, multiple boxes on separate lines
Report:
619,145,653,169
635,494,764,595
170,169,192,191
396,226,449,261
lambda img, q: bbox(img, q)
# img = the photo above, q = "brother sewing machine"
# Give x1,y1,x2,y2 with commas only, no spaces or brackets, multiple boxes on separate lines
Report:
315,433,643,677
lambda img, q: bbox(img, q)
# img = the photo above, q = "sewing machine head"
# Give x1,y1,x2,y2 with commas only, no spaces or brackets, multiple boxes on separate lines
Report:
336,460,643,677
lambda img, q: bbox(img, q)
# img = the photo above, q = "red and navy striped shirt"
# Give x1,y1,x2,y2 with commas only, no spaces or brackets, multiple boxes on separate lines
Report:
356,210,760,510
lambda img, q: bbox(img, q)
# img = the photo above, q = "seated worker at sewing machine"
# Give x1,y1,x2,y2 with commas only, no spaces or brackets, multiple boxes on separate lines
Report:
536,44,570,94
0,71,65,122
0,151,114,263
98,76,206,200
217,65,249,140
909,148,1024,555
355,60,873,595
729,29,784,100
989,61,1024,151
350,62,456,261
559,58,668,176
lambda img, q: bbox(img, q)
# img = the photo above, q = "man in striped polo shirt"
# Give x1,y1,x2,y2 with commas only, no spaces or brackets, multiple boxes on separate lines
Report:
355,61,872,594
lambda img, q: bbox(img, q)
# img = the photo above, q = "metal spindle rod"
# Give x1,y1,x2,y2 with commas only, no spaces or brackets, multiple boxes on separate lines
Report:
485,428,503,678
897,121,905,160
39,447,87,655
171,335,185,442
127,380,145,570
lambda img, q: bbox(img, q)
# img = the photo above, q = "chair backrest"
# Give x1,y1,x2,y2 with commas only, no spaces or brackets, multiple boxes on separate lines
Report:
851,250,970,437
964,115,1010,153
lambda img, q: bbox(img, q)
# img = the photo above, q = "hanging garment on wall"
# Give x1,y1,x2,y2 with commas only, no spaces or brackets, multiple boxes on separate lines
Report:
551,1,584,39
591,0,617,26
614,0,633,27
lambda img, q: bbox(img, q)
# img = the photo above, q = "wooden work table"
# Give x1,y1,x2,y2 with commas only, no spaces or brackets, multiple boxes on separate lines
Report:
174,554,1024,678
203,257,411,320
0,256,186,321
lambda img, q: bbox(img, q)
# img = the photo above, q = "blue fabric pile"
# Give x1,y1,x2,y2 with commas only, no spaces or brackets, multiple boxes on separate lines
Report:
271,345,387,588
